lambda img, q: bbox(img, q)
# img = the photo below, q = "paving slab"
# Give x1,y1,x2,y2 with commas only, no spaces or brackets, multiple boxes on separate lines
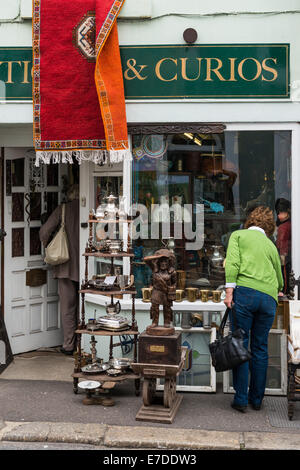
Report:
1,422,50,442
1,421,106,445
104,425,241,450
244,431,300,450
47,422,106,445
0,355,74,382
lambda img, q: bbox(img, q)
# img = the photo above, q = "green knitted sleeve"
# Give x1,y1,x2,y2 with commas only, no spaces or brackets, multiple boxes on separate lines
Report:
271,246,284,292
225,231,241,284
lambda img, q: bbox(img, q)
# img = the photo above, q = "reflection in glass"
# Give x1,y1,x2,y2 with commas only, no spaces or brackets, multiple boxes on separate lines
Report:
46,192,58,219
30,193,41,220
12,228,24,257
228,332,283,391
12,158,24,186
132,131,291,298
30,227,41,256
93,175,123,278
12,193,24,222
46,165,58,186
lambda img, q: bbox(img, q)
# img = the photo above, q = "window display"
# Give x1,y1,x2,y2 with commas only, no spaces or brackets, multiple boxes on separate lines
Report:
132,130,291,299
93,175,124,278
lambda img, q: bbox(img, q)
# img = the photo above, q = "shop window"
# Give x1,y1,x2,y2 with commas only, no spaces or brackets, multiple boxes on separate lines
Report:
132,130,291,298
94,175,124,277
12,193,24,222
12,228,24,257
30,192,41,221
30,227,41,256
11,158,24,187
46,165,58,186
46,192,58,219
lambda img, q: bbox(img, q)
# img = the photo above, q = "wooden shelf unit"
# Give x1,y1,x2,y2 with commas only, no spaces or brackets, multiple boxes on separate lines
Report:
73,216,140,397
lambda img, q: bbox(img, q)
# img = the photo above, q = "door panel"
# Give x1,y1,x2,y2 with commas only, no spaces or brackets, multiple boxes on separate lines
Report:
4,148,64,354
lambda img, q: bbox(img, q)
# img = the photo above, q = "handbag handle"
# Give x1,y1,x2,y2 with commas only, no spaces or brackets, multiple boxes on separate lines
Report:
218,304,238,339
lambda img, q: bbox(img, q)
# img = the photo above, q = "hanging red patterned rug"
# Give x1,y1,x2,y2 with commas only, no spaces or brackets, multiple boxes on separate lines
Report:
32,0,130,166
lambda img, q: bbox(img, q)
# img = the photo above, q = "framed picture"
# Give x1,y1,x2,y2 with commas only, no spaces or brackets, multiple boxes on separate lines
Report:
157,326,217,392
223,329,287,396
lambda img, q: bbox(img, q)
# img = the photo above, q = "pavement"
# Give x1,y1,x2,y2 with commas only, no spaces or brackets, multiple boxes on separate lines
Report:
1,348,300,451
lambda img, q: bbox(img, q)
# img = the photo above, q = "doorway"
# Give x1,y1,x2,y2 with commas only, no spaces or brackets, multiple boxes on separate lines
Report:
3,148,70,354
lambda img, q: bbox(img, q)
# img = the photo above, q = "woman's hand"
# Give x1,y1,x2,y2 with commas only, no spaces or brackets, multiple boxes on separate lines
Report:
224,287,234,308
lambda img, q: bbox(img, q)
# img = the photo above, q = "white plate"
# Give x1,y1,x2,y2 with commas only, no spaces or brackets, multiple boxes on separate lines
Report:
78,380,101,390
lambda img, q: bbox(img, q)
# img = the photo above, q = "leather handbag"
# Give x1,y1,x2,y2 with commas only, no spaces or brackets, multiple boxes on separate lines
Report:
209,305,251,372
44,204,69,266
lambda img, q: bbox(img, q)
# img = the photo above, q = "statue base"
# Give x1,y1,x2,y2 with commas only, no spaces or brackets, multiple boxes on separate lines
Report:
146,325,175,336
138,330,181,366
131,346,186,424
135,394,182,424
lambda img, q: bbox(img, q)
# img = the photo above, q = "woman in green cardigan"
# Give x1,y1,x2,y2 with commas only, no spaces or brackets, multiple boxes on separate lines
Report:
224,206,284,413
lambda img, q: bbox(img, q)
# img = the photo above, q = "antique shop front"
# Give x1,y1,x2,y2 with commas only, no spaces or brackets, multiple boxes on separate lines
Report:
81,39,297,396
0,4,299,399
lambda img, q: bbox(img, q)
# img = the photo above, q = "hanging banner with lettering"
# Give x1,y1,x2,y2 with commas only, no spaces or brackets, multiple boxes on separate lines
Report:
0,44,289,101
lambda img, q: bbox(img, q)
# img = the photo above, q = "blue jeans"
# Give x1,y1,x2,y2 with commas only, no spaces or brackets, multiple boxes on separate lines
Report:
230,286,277,407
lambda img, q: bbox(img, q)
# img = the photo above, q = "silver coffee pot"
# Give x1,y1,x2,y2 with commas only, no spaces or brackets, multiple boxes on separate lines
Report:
103,193,119,219
95,193,119,220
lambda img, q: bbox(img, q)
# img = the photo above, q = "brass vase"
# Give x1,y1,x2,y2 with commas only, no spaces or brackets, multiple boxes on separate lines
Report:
200,289,210,302
175,289,185,302
177,270,186,290
212,290,222,303
186,287,198,302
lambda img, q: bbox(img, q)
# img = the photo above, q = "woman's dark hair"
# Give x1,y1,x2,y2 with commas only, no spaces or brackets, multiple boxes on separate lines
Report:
275,198,291,216
244,206,276,237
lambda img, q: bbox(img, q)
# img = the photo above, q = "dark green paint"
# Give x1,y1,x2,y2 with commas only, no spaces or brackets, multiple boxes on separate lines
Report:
0,44,289,101
120,44,289,99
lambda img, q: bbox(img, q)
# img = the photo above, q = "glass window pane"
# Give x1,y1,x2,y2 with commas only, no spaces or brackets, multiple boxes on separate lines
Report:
12,228,24,257
12,158,24,186
30,193,41,221
12,193,24,222
30,227,41,256
132,131,291,298
228,332,283,391
46,165,58,186
46,192,58,219
178,330,212,387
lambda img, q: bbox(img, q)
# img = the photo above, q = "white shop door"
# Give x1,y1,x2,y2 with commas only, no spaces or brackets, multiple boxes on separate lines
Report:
4,148,63,354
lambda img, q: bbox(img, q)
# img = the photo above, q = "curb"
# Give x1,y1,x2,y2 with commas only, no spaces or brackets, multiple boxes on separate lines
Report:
1,421,300,450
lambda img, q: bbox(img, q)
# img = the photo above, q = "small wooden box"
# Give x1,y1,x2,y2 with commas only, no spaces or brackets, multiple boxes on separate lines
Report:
138,331,182,366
